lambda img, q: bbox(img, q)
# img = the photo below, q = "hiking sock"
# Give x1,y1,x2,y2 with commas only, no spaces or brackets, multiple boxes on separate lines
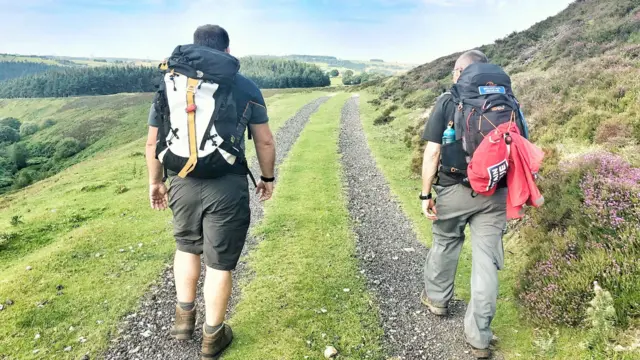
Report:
178,301,195,311
204,323,224,335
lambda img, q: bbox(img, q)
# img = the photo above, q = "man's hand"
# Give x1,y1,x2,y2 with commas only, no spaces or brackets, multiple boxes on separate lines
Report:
422,199,438,221
255,181,274,202
149,183,168,210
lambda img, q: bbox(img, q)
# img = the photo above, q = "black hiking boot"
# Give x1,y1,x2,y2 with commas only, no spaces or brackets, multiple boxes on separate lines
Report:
201,323,233,360
420,289,448,316
169,305,196,340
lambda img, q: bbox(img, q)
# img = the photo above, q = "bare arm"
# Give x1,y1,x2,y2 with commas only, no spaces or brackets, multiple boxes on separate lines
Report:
145,126,168,210
146,127,163,184
421,141,441,220
250,123,275,178
250,123,276,201
421,141,441,195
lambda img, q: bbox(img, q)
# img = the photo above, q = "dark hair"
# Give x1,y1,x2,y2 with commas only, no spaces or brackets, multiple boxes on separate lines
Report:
193,25,230,51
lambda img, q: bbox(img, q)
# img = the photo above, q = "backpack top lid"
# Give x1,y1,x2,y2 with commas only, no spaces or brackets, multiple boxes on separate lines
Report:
167,44,240,85
452,63,513,100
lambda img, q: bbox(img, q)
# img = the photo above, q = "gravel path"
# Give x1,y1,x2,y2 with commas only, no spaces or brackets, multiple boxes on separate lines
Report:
339,95,476,360
103,96,329,360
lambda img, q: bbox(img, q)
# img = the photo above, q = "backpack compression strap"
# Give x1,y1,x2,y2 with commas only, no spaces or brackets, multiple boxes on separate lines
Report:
177,78,200,178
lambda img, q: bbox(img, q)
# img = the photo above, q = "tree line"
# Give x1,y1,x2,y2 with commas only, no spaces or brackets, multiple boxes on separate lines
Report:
0,61,61,82
240,58,330,88
0,66,158,98
0,58,330,98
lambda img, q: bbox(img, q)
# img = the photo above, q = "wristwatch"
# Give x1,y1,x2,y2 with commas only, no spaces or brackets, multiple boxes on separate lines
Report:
419,193,432,201
260,175,275,183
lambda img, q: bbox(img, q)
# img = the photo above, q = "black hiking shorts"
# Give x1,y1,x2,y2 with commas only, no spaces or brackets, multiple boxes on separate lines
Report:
168,174,250,271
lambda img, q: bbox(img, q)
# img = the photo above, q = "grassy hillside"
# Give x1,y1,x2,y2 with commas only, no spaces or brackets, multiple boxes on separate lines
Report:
362,0,640,357
377,0,640,161
0,90,329,360
0,94,153,191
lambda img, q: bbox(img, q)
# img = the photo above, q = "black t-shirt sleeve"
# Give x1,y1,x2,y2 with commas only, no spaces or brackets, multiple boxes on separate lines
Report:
246,91,268,125
235,74,269,125
147,103,160,127
422,94,455,144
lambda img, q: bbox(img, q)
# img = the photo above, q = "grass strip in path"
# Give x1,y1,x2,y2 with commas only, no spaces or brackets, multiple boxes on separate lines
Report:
0,91,326,360
357,91,613,359
223,93,385,360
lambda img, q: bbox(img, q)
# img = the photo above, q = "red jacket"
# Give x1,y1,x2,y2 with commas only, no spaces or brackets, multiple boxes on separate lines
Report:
467,122,544,219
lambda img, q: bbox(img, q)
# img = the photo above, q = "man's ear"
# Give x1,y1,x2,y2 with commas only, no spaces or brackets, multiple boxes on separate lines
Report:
225,47,231,54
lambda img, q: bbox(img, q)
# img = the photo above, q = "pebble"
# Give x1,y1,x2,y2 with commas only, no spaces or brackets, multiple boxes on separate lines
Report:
26,266,32,271
0,304,3,311
81,355,90,360
138,243,143,248
97,320,104,325
95,253,101,258
324,346,338,358
343,288,350,292
141,330,152,338
34,333,41,340
79,336,87,343
33,349,40,354
69,326,75,332
6,299,14,305
119,249,125,253
320,308,328,313
64,346,72,352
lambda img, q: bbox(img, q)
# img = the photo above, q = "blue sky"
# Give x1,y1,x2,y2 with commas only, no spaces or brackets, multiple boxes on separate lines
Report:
0,0,574,64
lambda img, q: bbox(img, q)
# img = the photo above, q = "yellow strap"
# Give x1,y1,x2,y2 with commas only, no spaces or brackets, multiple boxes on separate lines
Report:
177,78,199,178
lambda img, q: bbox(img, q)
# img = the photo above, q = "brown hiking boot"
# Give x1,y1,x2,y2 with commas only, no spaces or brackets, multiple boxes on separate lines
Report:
420,289,448,316
169,305,196,340
469,345,491,359
201,324,233,360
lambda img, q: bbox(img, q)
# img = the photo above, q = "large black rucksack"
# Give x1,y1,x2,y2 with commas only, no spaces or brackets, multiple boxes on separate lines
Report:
154,45,251,180
438,63,528,187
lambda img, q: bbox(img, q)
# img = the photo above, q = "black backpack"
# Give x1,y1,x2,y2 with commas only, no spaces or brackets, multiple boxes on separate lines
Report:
438,63,527,187
154,45,251,180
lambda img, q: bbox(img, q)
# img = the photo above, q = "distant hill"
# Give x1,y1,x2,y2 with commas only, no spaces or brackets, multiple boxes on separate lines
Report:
0,58,330,99
243,55,416,76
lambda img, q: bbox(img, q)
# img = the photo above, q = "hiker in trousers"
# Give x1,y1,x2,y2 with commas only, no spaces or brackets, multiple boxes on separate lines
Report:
420,50,506,360
145,25,276,359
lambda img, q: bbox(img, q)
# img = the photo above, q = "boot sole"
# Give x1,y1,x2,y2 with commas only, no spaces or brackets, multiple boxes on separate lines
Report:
171,333,193,341
170,328,195,341
420,291,448,316
201,337,233,360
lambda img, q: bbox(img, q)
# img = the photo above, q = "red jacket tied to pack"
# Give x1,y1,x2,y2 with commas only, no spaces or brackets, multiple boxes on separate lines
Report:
467,122,545,219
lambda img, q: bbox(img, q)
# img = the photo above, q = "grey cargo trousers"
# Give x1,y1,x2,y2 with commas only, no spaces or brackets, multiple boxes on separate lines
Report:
424,184,507,349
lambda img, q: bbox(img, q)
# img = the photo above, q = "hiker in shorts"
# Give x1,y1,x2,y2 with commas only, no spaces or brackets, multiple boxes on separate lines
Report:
419,50,527,359
145,24,275,360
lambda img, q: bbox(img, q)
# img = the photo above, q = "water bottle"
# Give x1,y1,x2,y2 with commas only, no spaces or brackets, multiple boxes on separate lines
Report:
442,124,455,145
